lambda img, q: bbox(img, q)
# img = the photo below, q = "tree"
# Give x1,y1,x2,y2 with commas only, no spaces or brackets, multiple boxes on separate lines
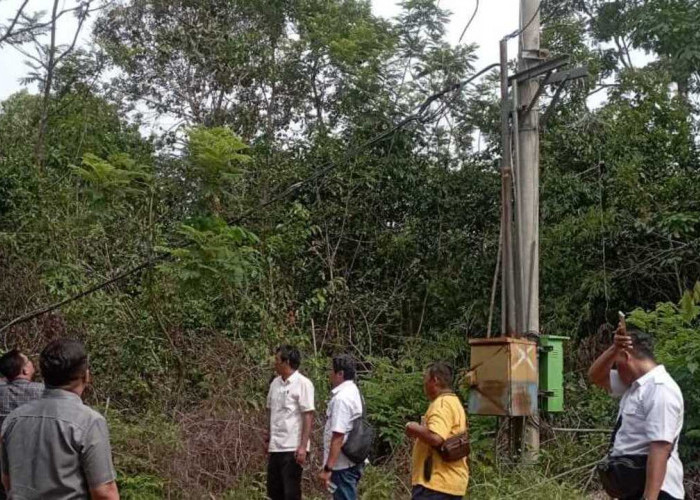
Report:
95,0,393,141
575,0,700,99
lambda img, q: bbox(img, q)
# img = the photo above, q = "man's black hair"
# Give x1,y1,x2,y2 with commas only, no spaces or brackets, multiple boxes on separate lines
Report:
426,362,453,389
627,328,655,361
332,354,356,381
0,349,26,381
276,345,301,370
40,339,88,387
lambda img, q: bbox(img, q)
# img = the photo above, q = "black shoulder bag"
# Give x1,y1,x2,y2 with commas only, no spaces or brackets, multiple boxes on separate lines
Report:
596,416,678,499
341,396,375,464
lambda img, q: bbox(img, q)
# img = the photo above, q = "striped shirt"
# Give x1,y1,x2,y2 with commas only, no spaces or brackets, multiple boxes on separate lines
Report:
0,379,44,429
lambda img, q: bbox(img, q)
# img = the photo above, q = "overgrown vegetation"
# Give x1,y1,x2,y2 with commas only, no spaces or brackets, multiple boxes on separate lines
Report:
1,0,700,498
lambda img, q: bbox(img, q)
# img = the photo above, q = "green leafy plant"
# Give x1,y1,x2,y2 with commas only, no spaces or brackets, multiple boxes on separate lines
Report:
157,216,260,290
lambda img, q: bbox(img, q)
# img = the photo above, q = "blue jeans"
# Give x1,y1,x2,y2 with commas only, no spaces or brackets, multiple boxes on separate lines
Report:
331,464,364,500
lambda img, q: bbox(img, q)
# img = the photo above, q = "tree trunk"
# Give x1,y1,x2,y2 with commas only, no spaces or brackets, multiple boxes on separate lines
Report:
34,0,61,168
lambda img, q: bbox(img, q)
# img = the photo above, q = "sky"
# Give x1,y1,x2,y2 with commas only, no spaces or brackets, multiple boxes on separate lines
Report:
0,0,522,101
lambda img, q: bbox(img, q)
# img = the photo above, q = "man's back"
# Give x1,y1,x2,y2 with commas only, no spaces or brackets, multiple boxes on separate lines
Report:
0,380,44,429
1,388,116,500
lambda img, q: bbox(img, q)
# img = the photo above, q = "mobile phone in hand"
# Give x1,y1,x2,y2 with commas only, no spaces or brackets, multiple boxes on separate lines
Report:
618,311,627,334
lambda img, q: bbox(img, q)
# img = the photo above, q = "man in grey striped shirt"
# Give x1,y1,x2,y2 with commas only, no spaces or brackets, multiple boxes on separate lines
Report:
0,349,43,500
1,339,119,500
0,349,44,429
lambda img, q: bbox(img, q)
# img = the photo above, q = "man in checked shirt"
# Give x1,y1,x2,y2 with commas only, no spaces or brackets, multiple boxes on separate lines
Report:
0,349,43,500
0,349,44,427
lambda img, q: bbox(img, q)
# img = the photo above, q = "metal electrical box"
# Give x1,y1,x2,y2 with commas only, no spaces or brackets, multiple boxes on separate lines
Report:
466,337,538,416
539,335,569,412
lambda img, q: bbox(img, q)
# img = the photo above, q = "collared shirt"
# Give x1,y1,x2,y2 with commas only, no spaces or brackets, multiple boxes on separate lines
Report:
610,366,684,499
1,388,117,499
323,380,363,470
0,379,44,429
267,370,315,452
411,393,469,496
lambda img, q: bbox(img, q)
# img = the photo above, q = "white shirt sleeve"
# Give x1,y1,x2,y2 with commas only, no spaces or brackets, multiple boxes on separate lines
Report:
266,381,273,409
329,398,353,435
610,370,628,398
299,378,315,412
645,384,682,444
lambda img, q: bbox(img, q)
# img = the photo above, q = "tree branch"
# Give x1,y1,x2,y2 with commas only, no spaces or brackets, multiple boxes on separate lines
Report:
54,0,93,67
0,0,31,45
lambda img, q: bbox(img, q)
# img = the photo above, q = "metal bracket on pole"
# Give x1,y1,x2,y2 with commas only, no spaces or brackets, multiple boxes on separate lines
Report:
547,65,588,85
508,55,569,85
541,76,569,128
523,71,552,116
540,65,588,128
511,61,588,129
508,57,588,121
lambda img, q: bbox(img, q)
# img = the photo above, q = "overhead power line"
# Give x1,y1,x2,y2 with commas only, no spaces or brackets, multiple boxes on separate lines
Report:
458,0,480,44
0,62,501,336
507,0,543,40
506,0,564,42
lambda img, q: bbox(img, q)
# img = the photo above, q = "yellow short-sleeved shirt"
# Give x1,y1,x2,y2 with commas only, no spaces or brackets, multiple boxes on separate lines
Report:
411,393,469,497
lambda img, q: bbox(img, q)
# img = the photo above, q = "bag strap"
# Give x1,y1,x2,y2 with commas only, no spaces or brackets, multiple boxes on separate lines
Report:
669,429,680,460
609,414,680,461
608,415,622,454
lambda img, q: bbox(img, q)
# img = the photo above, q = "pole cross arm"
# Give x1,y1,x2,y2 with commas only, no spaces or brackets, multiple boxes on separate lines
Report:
508,55,569,85
541,66,589,129
547,65,588,85
517,64,589,122
523,71,552,116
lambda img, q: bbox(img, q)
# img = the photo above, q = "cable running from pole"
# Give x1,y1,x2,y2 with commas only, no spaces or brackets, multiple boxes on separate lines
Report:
506,0,542,40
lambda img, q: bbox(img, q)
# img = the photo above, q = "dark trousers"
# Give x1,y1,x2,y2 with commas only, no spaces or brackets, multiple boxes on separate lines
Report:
330,464,364,500
622,492,681,500
411,485,463,500
267,452,302,500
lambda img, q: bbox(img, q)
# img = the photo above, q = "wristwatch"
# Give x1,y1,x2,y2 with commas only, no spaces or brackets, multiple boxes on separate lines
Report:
323,464,333,472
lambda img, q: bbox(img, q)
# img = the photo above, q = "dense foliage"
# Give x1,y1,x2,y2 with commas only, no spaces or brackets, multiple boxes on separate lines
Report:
1,0,700,497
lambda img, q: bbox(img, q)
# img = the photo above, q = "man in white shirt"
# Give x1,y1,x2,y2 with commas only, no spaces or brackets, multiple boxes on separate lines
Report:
318,354,364,500
265,345,315,500
589,326,684,500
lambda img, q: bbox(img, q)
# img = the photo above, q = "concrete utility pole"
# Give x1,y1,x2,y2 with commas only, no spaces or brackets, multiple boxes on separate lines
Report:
500,39,517,338
492,0,585,463
515,0,541,459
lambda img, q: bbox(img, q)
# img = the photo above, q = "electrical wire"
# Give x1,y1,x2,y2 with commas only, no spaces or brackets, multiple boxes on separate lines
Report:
506,0,566,42
458,0,480,44
0,62,501,336
506,0,543,40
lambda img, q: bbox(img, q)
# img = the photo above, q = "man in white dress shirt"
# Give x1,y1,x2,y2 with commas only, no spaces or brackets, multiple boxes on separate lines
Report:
589,326,684,500
265,345,315,500
318,354,364,500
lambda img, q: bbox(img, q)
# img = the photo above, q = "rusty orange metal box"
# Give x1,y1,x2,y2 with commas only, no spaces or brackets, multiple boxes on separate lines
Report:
466,337,538,416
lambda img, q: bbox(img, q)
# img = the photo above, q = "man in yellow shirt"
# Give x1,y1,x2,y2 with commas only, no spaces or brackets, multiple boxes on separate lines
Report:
405,362,469,500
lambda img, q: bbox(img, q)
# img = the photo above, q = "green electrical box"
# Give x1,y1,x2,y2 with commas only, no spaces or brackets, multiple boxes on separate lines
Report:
539,335,569,412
